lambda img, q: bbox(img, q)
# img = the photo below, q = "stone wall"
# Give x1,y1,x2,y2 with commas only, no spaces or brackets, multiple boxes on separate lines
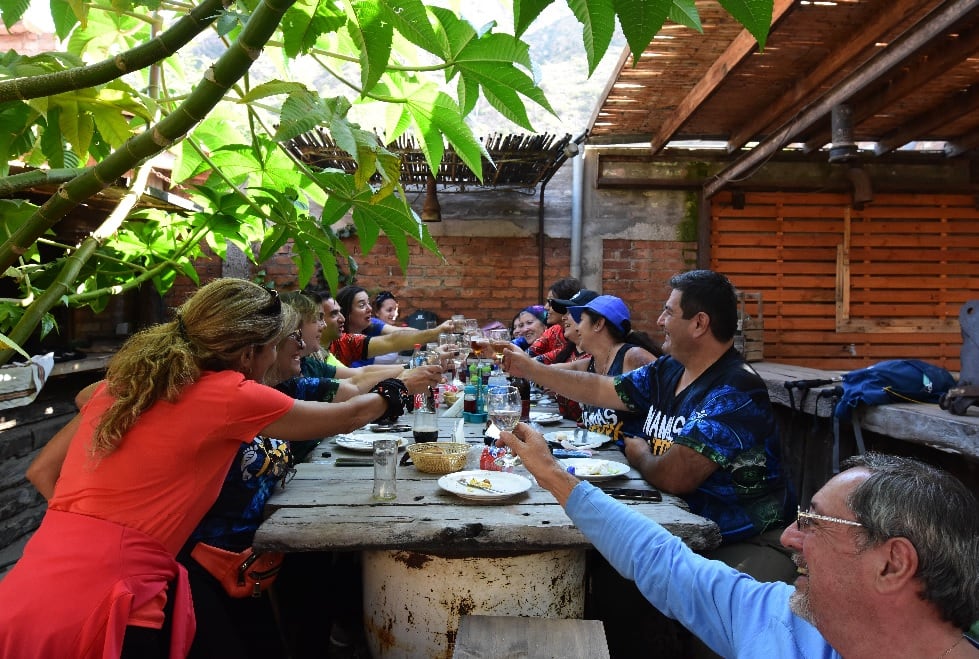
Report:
0,372,101,576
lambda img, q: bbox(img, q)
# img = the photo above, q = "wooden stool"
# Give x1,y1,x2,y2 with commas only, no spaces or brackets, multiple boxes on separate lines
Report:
452,615,610,659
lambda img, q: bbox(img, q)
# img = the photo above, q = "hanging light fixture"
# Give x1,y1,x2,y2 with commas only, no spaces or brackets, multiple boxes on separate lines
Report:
421,174,441,222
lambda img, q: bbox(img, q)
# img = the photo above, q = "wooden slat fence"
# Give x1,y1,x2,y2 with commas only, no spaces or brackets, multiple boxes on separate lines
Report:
710,191,978,371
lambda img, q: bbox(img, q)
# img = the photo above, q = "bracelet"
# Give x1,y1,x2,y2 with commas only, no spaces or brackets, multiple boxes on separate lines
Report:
370,378,412,423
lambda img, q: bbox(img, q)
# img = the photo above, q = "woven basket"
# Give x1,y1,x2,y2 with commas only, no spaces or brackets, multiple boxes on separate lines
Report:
407,442,469,474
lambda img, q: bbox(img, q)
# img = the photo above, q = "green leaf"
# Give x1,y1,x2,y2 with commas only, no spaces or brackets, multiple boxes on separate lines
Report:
380,0,441,58
717,0,771,50
39,107,65,169
407,89,488,181
348,1,393,95
513,0,553,38
429,7,477,62
49,0,81,40
669,0,702,33
568,0,616,75
90,100,133,148
614,0,671,65
239,80,310,103
0,101,34,167
0,0,29,30
281,0,345,57
274,90,351,143
173,112,247,184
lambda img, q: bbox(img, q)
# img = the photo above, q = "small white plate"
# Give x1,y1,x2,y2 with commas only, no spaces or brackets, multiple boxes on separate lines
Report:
530,412,563,425
543,430,609,450
334,434,409,452
559,458,630,481
438,470,532,501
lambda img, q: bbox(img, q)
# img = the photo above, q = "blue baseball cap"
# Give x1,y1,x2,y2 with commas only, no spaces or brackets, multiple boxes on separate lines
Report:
568,295,631,333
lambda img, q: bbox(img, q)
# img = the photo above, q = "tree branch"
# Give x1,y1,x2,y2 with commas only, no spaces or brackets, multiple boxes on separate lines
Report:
0,0,226,103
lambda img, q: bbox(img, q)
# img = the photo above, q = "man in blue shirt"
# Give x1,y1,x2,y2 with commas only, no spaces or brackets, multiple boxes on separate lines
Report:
500,427,979,659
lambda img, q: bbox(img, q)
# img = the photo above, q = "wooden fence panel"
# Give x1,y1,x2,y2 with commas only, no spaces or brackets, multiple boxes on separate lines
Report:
711,191,979,371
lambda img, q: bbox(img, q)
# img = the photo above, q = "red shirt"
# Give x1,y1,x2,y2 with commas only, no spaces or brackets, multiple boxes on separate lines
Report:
528,324,567,364
329,333,371,367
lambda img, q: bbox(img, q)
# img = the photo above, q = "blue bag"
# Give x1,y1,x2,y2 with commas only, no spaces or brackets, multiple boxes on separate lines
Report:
834,359,957,420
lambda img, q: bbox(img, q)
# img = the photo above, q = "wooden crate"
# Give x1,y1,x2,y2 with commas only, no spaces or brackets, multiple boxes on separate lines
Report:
736,291,764,362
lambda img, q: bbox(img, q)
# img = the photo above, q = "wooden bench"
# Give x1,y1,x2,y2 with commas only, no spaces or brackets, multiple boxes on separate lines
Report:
452,615,610,659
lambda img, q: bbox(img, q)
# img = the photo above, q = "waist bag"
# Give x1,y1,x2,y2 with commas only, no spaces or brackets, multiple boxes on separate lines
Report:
191,542,284,598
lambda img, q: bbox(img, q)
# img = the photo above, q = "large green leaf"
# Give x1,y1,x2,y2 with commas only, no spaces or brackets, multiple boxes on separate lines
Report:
429,7,477,63
614,0,671,65
717,0,772,50
406,88,488,181
273,89,351,143
669,0,702,33
513,0,553,38
348,0,393,95
0,0,28,30
49,0,82,39
281,0,345,57
568,0,616,75
380,0,441,58
173,112,248,184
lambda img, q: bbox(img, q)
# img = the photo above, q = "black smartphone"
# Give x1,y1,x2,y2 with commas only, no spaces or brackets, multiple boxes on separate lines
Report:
602,488,662,502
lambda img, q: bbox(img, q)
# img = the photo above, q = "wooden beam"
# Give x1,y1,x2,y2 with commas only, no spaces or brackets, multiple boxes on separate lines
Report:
944,127,979,157
803,24,979,152
586,46,633,138
875,82,979,155
648,0,797,154
726,0,928,153
705,0,979,198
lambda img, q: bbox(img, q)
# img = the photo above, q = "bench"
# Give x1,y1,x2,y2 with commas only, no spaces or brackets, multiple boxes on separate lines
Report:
452,615,610,659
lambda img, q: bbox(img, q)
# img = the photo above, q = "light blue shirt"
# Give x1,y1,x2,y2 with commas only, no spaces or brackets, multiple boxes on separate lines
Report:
566,482,841,658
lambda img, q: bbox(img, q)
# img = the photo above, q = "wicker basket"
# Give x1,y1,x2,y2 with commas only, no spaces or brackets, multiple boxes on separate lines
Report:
407,442,470,474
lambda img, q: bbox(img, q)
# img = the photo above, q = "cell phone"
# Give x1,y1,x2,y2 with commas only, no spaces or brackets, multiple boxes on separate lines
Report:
602,488,662,502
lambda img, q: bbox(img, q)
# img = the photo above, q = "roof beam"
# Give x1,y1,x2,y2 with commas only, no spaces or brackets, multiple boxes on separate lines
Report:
726,0,928,153
705,0,979,198
802,23,979,152
648,0,797,154
875,82,979,155
944,127,979,157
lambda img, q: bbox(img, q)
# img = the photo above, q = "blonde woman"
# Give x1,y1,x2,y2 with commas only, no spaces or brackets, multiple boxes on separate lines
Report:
2,278,439,659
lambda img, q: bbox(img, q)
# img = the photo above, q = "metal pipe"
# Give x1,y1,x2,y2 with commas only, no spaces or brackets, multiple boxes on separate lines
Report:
570,152,583,279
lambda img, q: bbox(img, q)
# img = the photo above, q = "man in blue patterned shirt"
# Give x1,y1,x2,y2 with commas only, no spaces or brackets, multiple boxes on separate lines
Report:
505,270,796,656
504,270,794,566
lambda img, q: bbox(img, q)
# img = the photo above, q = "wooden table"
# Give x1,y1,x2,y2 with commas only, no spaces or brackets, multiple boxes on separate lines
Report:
256,414,720,553
752,361,979,460
254,406,720,659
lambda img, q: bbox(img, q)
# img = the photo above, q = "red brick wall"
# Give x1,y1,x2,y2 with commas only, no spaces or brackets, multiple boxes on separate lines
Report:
601,239,697,335
165,237,700,334
327,234,572,326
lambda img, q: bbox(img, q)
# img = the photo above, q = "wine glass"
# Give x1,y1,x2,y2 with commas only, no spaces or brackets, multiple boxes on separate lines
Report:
486,328,511,363
486,385,521,468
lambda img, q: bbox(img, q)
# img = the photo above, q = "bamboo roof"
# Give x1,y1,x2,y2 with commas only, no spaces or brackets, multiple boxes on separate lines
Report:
287,130,575,192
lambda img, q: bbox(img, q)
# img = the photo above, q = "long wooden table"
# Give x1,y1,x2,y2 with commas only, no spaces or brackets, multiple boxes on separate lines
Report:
255,414,720,553
254,406,720,659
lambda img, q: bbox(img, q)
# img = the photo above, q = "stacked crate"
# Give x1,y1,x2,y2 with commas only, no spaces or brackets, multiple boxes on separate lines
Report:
735,291,764,362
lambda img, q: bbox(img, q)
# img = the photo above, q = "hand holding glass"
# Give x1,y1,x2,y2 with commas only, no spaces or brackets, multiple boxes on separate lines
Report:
487,385,521,468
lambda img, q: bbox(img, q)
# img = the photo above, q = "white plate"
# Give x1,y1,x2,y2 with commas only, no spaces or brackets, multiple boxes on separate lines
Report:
543,430,609,450
559,458,630,481
334,434,409,452
530,412,563,425
438,470,533,501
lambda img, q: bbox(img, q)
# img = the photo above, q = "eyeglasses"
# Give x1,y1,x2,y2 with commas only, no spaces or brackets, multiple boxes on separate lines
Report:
287,330,305,349
796,506,863,531
258,288,281,316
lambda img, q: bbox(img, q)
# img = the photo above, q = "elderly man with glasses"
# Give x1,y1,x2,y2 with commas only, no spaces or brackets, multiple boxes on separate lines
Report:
499,425,979,659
